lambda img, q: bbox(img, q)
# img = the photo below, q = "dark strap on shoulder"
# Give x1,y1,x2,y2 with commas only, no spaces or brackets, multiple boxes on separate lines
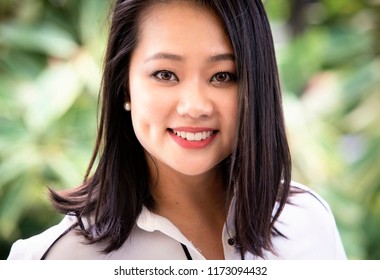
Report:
181,243,192,260
42,218,195,260
40,221,79,260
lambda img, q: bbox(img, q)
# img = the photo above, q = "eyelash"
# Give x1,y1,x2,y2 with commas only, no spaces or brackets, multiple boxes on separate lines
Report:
151,70,178,82
211,71,237,84
151,70,237,85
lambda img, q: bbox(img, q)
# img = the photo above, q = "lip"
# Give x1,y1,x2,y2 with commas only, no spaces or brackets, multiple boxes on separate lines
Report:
171,127,215,133
168,127,217,149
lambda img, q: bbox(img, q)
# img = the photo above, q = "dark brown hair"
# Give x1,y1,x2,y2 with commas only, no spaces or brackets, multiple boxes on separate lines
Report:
50,0,291,258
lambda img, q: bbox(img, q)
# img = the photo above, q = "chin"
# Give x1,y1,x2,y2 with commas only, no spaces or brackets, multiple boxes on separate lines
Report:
171,162,220,177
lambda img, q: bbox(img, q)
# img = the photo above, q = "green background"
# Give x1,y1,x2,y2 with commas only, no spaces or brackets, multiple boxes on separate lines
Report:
1,0,379,259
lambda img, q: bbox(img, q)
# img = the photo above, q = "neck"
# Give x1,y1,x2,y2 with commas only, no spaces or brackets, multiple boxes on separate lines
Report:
151,164,226,216
148,159,228,260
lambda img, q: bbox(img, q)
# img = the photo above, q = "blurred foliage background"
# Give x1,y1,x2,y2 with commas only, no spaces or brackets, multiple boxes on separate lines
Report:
0,0,379,260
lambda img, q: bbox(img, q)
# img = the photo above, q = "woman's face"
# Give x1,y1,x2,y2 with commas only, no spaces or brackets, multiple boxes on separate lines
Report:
129,1,238,177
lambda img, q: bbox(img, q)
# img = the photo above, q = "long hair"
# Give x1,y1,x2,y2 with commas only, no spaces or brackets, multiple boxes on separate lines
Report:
50,0,291,258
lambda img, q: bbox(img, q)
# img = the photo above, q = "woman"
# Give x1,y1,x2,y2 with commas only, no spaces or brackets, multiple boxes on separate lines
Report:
7,0,346,260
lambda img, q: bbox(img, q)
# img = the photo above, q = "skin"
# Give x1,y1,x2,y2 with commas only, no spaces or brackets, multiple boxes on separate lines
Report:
128,1,238,259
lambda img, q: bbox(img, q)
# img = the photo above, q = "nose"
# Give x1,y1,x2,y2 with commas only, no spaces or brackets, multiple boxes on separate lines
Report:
176,81,214,119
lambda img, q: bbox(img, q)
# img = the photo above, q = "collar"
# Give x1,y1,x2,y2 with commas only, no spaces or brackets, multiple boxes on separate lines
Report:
136,197,243,259
136,206,204,257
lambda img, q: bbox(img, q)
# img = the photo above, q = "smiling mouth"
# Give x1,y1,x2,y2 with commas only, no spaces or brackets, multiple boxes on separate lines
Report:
169,129,217,141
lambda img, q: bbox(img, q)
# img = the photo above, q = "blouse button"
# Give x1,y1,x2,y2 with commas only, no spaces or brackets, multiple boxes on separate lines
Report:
227,237,236,246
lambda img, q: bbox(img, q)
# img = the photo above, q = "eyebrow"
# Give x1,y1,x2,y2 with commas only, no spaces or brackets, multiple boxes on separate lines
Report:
144,52,235,63
145,52,182,63
207,53,235,63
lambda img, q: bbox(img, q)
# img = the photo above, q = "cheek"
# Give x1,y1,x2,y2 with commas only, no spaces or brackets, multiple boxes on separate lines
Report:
129,82,173,138
223,96,238,147
130,77,155,118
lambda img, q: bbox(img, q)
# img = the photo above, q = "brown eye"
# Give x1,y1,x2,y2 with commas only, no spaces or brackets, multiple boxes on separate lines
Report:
215,72,228,82
153,70,178,81
211,72,236,84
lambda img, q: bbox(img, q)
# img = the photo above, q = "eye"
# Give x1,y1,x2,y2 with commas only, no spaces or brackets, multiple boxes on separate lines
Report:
210,72,236,84
152,70,178,82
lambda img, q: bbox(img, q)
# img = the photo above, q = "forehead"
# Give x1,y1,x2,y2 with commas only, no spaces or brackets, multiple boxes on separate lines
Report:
134,1,232,55
139,0,217,24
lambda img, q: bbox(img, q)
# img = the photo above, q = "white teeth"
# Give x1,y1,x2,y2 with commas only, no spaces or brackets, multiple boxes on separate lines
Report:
187,132,195,141
173,130,213,141
194,133,202,141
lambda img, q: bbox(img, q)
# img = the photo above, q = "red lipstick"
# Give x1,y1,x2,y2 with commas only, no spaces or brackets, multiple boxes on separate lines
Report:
168,127,217,149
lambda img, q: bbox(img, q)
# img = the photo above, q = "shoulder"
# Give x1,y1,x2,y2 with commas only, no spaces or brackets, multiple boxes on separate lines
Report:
268,181,347,259
285,181,332,218
7,215,77,260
